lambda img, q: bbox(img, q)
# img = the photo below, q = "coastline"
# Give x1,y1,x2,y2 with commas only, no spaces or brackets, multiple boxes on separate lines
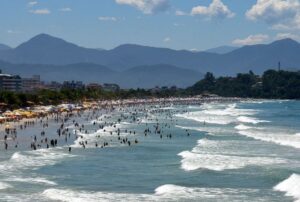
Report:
0,96,244,130
0,96,244,151
0,96,299,202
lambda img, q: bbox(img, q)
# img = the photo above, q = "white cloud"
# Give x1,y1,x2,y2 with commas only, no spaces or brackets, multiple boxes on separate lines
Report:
232,34,269,46
60,7,72,12
28,1,38,6
246,0,300,30
190,48,199,52
275,32,300,40
191,0,235,19
115,0,169,14
98,16,118,21
30,9,51,15
7,30,22,34
163,37,171,42
175,10,187,16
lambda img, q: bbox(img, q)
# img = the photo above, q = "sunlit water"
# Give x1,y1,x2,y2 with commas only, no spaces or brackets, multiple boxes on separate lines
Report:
0,100,300,202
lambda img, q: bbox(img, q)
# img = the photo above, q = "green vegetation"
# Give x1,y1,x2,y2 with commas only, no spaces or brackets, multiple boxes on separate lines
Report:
0,87,185,110
0,69,299,110
188,70,300,99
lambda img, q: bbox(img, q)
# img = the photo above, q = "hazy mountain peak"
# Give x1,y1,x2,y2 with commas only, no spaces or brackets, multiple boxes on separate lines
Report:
112,44,144,51
112,43,176,52
205,45,238,54
270,38,299,46
0,34,300,76
32,33,56,40
16,33,77,50
27,33,66,44
6,33,102,65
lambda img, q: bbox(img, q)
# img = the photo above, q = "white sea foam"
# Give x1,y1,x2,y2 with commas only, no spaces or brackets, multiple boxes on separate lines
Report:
72,130,101,148
238,130,300,149
192,138,240,154
241,100,290,104
0,149,75,174
203,104,258,117
0,193,43,202
154,184,263,200
235,124,253,130
0,182,12,190
0,149,72,191
274,174,300,202
178,150,285,171
5,177,57,186
177,103,260,126
42,185,267,202
176,111,235,125
241,100,264,104
72,122,131,148
176,103,236,125
42,188,149,202
175,125,234,136
187,105,202,109
178,138,287,171
161,106,175,110
237,116,270,124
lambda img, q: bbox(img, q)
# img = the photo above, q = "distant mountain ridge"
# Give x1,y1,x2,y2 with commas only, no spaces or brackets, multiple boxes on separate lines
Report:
0,34,103,65
0,60,203,89
119,64,203,88
0,34,299,75
0,44,11,51
205,46,238,54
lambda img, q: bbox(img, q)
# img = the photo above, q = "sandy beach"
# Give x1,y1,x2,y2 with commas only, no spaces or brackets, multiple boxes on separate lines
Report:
0,96,244,151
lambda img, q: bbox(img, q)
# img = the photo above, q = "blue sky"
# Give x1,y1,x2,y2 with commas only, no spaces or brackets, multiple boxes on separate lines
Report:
1,0,300,50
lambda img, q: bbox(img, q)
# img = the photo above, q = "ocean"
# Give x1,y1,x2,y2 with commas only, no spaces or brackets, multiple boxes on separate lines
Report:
0,100,299,202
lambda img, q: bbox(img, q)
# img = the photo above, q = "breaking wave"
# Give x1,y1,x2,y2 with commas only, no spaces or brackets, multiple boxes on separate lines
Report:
274,174,300,202
238,130,300,149
178,138,286,171
237,116,270,124
42,185,269,202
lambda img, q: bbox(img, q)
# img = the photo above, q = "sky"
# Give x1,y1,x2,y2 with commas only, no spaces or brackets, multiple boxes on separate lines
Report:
1,0,300,51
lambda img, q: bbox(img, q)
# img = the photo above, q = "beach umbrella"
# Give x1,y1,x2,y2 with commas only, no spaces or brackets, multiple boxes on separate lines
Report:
0,116,6,123
0,103,7,107
26,101,35,105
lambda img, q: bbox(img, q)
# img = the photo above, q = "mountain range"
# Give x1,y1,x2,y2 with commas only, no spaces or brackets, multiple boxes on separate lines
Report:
0,34,300,88
0,60,203,89
0,44,11,51
205,46,238,54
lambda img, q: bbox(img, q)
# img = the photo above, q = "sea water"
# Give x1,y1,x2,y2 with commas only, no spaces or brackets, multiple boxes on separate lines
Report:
0,100,300,202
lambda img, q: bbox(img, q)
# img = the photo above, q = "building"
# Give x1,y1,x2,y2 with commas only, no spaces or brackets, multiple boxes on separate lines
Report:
102,83,120,92
22,75,41,92
62,81,85,90
86,83,102,90
150,86,161,93
0,72,22,92
43,81,62,91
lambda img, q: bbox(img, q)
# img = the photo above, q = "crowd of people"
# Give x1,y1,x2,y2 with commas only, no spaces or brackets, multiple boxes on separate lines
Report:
1,97,239,152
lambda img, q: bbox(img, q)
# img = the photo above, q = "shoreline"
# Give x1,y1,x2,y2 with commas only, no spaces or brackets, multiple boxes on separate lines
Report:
0,96,247,129
0,96,284,133
0,96,243,151
0,96,285,152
